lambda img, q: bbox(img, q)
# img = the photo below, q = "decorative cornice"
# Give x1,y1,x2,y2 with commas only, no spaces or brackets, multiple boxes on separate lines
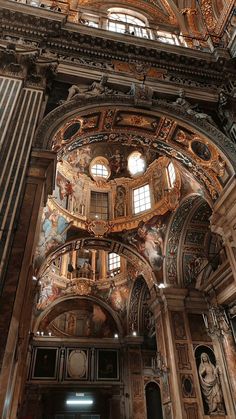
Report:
0,1,233,82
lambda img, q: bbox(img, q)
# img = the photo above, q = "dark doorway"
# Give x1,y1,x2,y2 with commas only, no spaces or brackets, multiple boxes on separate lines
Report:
40,389,110,419
145,382,163,419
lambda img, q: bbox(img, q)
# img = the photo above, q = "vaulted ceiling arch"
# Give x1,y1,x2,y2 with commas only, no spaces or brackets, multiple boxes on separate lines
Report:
34,95,236,200
34,295,124,336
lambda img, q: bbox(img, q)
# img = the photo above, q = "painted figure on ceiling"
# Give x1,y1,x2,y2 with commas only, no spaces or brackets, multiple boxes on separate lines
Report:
127,217,166,271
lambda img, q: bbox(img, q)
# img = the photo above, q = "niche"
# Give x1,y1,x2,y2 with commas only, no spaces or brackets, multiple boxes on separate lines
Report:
145,381,163,419
195,345,226,415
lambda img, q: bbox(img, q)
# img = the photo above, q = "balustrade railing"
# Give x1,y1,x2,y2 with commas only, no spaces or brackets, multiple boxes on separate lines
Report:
9,0,214,51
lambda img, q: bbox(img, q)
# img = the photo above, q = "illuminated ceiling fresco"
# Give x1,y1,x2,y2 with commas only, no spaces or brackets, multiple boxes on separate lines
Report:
33,94,234,336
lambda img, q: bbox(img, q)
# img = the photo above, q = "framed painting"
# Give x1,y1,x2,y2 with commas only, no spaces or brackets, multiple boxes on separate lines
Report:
32,347,58,380
97,349,119,380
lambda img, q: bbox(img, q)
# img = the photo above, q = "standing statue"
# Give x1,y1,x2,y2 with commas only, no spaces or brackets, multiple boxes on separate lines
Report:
173,89,195,114
129,81,153,105
67,75,112,101
198,352,225,414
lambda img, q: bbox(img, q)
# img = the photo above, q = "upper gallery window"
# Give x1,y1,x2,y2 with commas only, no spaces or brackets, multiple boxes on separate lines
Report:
108,253,121,272
79,14,99,28
133,184,151,214
128,151,146,177
156,31,181,46
108,9,148,38
167,162,176,188
90,191,109,220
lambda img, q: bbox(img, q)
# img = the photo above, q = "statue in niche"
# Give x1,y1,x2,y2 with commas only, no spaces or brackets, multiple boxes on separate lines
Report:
114,186,126,217
198,353,225,415
173,89,215,125
66,75,113,101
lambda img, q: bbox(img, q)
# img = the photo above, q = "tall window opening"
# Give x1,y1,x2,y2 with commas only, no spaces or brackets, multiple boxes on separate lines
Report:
108,9,148,37
108,253,121,274
133,184,151,214
167,162,176,188
90,192,109,220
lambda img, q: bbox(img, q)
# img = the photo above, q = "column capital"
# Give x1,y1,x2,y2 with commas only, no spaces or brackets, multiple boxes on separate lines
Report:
0,44,58,89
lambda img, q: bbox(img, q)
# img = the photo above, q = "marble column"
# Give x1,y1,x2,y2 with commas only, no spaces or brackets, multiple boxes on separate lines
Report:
0,150,56,418
158,287,202,419
61,253,69,277
91,250,97,280
218,312,236,410
128,345,146,419
100,250,107,279
210,176,236,294
0,76,23,150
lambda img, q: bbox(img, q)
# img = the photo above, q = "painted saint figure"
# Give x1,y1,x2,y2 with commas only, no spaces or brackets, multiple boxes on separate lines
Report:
136,221,164,271
198,352,224,414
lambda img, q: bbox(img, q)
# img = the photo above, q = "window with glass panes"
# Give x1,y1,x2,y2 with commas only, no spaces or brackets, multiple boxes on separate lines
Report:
133,184,151,214
90,192,109,220
108,253,120,271
108,13,148,37
167,162,176,188
91,163,109,178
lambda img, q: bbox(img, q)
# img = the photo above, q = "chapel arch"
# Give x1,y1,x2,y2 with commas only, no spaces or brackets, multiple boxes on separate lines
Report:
34,295,124,338
33,95,236,295
164,194,226,287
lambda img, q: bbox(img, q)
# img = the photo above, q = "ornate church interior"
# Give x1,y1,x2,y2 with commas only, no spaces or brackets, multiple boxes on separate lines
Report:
0,1,236,418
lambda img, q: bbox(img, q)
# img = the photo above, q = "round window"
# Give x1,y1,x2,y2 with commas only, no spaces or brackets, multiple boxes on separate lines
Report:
128,151,146,176
90,157,110,180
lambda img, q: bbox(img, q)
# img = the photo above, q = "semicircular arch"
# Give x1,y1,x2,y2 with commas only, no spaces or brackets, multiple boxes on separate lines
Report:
164,194,212,287
34,95,236,204
37,236,157,296
34,95,236,169
34,294,124,337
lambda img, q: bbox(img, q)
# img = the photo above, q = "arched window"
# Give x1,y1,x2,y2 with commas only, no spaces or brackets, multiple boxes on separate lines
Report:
108,9,149,38
90,157,110,180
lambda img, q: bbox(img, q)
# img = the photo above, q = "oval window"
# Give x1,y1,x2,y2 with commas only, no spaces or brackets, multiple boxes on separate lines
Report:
63,122,81,141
